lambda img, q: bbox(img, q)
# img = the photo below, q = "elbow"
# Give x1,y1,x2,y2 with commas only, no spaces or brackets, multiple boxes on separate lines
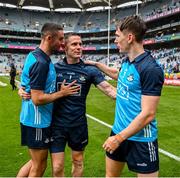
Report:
32,98,43,106
111,75,118,80
112,94,116,100
113,75,118,80
144,111,156,124
32,100,41,106
148,110,156,119
113,74,118,80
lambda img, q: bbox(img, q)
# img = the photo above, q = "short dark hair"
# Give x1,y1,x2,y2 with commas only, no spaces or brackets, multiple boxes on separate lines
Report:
64,33,81,43
41,23,63,38
117,15,147,42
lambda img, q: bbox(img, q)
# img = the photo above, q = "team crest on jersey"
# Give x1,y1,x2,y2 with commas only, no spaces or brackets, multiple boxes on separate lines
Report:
127,74,134,82
79,75,86,82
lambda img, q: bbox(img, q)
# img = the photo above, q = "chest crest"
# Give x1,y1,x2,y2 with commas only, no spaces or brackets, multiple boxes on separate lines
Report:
79,75,86,82
127,74,134,82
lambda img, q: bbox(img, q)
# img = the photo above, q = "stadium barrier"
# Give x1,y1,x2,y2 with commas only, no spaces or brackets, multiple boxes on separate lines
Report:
164,79,180,86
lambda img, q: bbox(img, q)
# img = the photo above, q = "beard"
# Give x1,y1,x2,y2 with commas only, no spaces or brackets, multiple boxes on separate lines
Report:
51,47,60,55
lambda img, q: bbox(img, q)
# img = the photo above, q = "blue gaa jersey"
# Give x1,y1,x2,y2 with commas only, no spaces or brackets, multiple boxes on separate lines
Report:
112,51,164,142
52,58,105,127
20,48,56,128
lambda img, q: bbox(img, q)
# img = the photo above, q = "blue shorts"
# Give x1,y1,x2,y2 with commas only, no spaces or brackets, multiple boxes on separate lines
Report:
20,123,51,149
106,130,159,174
50,124,88,153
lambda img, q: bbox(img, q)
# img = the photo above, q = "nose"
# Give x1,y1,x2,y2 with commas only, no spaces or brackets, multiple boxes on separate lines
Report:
60,42,65,49
77,44,82,49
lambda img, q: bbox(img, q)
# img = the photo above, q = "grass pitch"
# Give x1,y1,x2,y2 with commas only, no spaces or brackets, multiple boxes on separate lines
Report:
0,77,179,176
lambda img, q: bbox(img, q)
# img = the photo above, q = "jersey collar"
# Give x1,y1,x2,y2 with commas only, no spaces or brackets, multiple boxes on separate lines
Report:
63,57,84,65
134,50,150,63
125,50,150,63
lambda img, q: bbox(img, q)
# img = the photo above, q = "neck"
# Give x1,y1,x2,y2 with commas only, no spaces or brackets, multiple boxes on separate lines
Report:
39,41,51,56
66,57,80,64
128,43,145,62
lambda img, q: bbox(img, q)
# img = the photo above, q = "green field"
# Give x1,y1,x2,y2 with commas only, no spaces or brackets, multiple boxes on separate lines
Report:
0,76,180,177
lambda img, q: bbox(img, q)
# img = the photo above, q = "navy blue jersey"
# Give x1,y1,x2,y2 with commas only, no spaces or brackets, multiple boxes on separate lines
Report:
113,51,164,142
52,58,105,127
20,48,56,128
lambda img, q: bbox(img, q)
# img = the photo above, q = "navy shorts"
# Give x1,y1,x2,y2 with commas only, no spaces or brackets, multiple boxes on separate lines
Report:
21,123,51,149
50,124,88,153
106,131,159,174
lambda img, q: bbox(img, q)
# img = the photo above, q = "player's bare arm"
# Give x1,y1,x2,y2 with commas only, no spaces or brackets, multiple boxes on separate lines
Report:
103,95,160,153
96,81,116,99
85,60,119,80
31,80,80,105
19,80,80,105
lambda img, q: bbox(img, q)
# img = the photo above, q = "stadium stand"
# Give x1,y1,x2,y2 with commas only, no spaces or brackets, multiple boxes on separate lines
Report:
0,0,180,84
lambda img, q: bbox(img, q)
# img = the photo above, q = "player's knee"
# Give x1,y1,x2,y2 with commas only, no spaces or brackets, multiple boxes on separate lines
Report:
32,160,47,175
41,161,47,172
106,170,119,177
72,159,84,177
72,159,83,169
52,162,64,176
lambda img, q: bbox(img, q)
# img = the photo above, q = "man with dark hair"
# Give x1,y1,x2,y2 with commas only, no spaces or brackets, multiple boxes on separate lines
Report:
18,32,116,177
50,33,116,177
85,15,164,177
17,23,79,177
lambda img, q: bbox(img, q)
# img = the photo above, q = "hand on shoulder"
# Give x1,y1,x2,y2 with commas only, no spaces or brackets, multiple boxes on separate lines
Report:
84,60,97,66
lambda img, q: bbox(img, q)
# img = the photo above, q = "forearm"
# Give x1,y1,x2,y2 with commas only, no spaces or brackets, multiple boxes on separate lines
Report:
32,90,65,106
116,95,160,142
28,80,79,106
117,111,155,140
97,81,117,99
102,86,116,99
95,62,118,80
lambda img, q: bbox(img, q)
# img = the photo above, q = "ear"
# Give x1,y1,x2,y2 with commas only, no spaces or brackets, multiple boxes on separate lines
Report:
127,33,134,44
47,35,52,41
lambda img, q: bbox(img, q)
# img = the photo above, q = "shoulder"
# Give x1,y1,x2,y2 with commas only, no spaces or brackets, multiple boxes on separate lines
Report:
31,49,50,65
84,64,104,77
84,64,101,72
54,60,65,71
23,52,37,68
136,54,163,76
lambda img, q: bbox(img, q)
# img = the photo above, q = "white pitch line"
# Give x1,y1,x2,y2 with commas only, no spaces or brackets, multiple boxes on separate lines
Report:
158,149,180,161
86,114,180,162
15,79,21,88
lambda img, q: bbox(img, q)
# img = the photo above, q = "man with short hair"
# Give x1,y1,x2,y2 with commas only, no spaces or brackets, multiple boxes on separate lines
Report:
85,15,164,177
17,23,79,177
18,32,116,177
50,33,116,177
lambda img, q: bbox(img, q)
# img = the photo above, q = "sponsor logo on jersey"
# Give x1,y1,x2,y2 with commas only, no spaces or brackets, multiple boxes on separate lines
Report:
117,80,129,100
67,72,75,75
